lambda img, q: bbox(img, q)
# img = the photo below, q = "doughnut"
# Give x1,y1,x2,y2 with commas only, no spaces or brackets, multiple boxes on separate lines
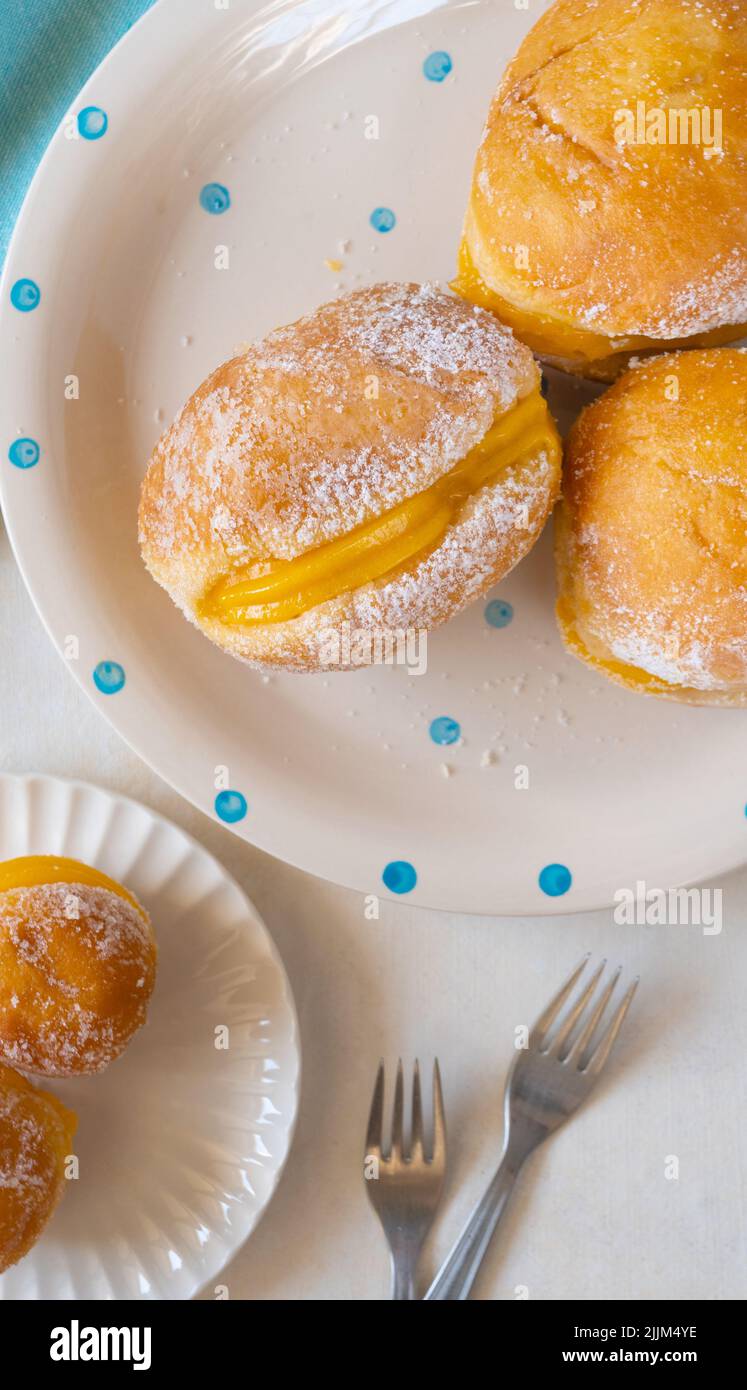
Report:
0,856,157,1077
454,0,747,380
138,282,562,672
556,348,747,703
0,1062,76,1273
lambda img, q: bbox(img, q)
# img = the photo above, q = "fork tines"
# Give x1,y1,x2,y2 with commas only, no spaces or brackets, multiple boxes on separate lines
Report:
533,954,639,1073
366,1059,445,1164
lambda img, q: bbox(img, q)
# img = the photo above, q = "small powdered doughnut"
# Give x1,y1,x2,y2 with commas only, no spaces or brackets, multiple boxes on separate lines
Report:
455,0,747,380
0,1062,76,1273
0,856,157,1077
556,348,747,703
138,282,562,672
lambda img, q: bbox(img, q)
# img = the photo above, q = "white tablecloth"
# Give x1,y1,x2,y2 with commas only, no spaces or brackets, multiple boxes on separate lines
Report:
2,525,745,1301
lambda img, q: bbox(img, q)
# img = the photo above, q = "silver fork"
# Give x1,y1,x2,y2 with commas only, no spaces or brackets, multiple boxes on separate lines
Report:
364,1059,446,1299
425,955,638,1301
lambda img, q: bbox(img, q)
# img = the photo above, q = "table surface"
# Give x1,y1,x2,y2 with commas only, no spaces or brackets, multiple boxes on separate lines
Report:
2,528,746,1301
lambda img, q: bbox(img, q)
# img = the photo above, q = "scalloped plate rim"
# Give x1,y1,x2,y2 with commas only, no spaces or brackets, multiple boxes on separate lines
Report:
0,771,301,1301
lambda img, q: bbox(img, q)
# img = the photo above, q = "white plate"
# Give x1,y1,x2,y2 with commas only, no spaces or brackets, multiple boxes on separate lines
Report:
1,0,747,916
0,774,299,1300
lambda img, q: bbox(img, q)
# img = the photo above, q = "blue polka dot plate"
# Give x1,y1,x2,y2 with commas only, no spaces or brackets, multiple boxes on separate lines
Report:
0,773,300,1301
2,0,747,915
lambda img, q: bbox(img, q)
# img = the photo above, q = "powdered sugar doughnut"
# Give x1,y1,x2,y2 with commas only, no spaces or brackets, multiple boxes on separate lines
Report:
556,348,747,703
138,282,562,672
455,0,747,380
0,857,157,1077
0,1062,76,1273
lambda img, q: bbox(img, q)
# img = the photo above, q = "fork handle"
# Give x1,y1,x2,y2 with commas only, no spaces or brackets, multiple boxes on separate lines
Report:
392,1259,415,1300
424,1154,522,1301
390,1238,422,1299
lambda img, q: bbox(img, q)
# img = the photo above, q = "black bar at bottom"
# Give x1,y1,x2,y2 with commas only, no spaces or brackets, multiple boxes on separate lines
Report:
1,1297,742,1375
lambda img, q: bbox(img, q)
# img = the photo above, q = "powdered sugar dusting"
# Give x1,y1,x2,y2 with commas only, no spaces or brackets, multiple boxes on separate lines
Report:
658,247,747,339
212,446,560,671
559,348,747,698
352,454,556,632
469,0,747,341
0,883,156,1077
139,282,537,579
0,1065,73,1272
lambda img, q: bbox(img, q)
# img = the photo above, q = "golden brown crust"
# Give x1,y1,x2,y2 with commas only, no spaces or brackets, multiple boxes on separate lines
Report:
0,1063,76,1273
139,283,561,672
462,0,747,372
0,882,157,1077
555,348,747,703
191,444,559,672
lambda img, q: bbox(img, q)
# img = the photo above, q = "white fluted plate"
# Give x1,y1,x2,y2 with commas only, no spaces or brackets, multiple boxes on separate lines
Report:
0,773,300,1300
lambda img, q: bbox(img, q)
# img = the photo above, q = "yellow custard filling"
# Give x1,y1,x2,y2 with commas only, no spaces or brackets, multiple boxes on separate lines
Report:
0,856,145,919
453,238,747,364
202,388,560,628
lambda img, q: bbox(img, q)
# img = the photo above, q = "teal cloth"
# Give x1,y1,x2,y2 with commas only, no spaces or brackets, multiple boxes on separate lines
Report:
0,0,156,265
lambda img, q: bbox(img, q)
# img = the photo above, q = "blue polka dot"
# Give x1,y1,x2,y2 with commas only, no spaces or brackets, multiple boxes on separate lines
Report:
93,661,126,695
485,599,514,629
200,183,231,215
423,51,452,82
370,207,396,233
429,716,461,746
10,279,40,312
78,106,108,140
215,789,247,824
8,438,39,469
539,864,572,897
382,860,417,894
